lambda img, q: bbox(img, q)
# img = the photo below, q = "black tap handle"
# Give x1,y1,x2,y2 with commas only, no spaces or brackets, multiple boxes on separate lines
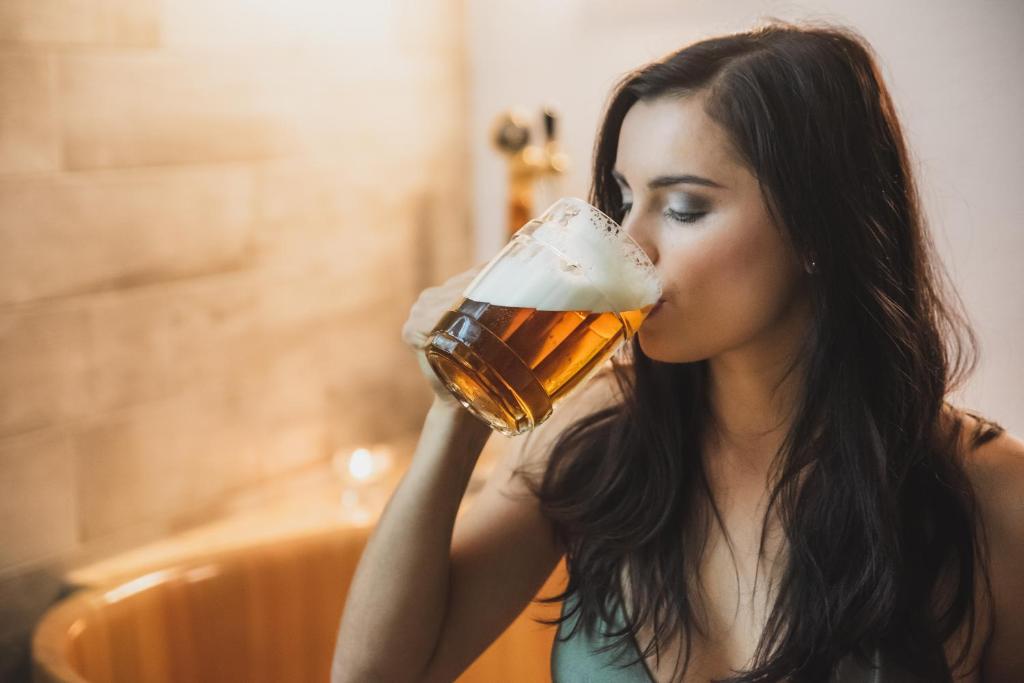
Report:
542,107,557,142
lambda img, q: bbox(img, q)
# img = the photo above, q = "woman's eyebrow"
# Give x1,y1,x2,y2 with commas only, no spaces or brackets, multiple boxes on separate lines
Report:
612,168,725,190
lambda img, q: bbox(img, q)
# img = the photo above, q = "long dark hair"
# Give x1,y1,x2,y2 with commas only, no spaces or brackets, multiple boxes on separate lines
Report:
514,20,1004,682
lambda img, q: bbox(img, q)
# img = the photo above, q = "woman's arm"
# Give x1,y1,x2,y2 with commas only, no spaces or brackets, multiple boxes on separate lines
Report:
971,430,1024,681
330,398,492,682
331,365,617,682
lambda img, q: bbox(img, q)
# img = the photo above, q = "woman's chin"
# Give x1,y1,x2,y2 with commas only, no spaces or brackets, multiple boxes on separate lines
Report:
637,329,674,362
637,329,704,364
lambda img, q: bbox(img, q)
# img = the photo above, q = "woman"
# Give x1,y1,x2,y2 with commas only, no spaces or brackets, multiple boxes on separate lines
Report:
332,21,1023,682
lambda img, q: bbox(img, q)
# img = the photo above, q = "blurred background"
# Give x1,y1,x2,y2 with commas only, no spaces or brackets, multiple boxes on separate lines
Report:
1,0,1021,681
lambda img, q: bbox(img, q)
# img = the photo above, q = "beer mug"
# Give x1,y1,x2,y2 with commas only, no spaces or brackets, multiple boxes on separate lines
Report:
423,197,662,435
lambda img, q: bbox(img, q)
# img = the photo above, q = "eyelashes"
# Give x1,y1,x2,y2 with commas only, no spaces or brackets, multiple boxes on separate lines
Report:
665,208,705,224
621,203,706,224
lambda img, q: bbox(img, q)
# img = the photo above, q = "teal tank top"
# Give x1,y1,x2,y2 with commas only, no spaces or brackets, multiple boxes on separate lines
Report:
550,592,919,682
550,592,654,682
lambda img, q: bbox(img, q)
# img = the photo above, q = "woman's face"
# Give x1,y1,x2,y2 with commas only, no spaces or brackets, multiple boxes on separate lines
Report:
615,94,810,363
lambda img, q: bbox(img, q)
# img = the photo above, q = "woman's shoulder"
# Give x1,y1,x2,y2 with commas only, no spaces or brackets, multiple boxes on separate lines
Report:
962,416,1024,574
946,407,1024,512
946,407,1024,678
942,405,1023,535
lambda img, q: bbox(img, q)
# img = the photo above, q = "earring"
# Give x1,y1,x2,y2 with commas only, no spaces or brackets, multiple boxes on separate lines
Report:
805,256,818,275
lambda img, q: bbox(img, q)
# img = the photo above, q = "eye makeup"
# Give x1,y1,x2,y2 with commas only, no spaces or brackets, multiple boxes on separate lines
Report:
619,189,711,225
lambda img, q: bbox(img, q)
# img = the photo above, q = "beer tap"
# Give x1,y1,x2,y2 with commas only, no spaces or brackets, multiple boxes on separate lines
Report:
491,106,570,238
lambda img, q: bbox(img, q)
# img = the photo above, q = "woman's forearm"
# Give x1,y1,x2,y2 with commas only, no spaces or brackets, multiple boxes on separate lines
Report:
331,398,492,683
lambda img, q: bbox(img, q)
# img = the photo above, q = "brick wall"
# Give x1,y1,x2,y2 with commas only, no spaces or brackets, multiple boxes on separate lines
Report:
0,1,472,678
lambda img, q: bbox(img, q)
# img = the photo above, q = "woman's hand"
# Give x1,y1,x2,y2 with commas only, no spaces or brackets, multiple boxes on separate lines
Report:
401,263,487,406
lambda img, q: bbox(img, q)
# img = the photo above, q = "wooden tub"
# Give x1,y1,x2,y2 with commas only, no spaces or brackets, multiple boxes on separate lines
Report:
32,524,567,682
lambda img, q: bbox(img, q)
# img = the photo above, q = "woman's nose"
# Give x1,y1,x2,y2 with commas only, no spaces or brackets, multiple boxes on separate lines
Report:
622,214,659,266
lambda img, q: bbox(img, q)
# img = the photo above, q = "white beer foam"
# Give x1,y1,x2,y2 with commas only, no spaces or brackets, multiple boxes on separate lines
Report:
464,197,662,313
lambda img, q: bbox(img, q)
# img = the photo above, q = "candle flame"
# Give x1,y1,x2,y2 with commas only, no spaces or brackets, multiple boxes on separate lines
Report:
348,447,374,481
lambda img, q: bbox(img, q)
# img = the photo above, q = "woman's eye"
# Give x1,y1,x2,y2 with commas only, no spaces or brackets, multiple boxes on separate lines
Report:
665,208,706,224
621,202,705,224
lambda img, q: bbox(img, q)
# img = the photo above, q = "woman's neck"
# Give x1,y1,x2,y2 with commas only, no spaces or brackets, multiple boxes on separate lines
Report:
704,293,812,479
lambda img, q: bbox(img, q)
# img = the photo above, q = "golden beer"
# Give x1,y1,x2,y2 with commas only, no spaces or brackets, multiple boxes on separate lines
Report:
424,197,660,435
426,300,652,435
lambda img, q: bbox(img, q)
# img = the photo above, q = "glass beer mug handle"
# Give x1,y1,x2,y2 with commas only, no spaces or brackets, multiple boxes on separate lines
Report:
402,264,487,349
422,197,661,436
405,263,491,406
